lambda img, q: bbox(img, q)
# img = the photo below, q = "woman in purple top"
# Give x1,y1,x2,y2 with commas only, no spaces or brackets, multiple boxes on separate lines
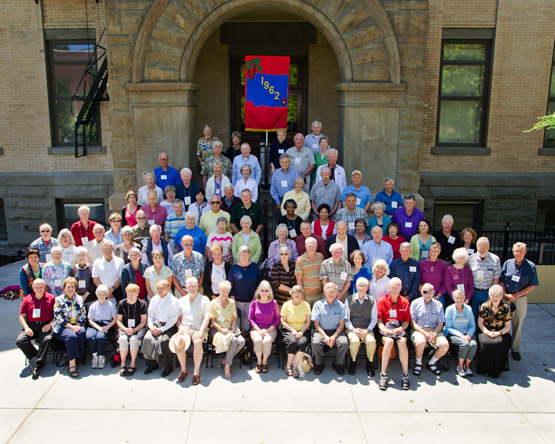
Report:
445,248,474,306
248,280,280,373
419,242,447,307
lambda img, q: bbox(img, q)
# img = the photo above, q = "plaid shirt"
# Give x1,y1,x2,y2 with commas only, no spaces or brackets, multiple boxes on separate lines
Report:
335,206,368,235
171,251,205,287
319,257,353,289
410,297,444,329
468,252,501,289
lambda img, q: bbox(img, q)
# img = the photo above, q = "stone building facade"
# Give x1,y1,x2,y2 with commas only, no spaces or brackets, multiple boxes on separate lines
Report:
0,0,554,244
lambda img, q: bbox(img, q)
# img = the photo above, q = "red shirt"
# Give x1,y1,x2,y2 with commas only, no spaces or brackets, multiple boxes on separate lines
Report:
19,292,55,323
377,293,411,324
71,220,98,247
383,235,405,261
135,270,148,300
296,233,327,258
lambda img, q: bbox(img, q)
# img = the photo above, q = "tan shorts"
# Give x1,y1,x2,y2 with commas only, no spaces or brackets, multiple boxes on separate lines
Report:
410,328,446,350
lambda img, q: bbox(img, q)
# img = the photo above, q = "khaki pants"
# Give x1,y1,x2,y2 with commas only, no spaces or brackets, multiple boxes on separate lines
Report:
511,296,528,352
347,330,377,362
250,329,277,357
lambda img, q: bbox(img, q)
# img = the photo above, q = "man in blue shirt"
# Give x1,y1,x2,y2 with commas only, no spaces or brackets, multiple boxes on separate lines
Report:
374,177,404,217
389,242,420,301
153,152,181,197
361,226,394,266
341,170,372,211
304,120,325,155
270,154,300,210
232,143,262,185
175,168,201,210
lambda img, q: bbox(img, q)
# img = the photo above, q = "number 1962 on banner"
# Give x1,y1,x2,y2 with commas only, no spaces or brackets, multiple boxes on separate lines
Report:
246,73,289,108
260,76,280,100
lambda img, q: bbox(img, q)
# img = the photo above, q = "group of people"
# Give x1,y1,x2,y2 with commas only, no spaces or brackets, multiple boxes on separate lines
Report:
16,123,538,390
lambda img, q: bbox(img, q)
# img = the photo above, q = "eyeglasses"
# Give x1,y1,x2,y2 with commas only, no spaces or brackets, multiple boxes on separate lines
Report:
210,201,221,204
40,230,51,233
422,290,434,294
137,217,146,220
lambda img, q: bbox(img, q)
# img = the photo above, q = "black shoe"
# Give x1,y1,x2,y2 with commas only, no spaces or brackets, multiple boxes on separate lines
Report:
366,361,375,377
36,360,45,369
348,361,356,375
144,363,159,375
314,364,325,375
332,363,345,376
161,367,173,377
511,351,522,361
31,366,40,380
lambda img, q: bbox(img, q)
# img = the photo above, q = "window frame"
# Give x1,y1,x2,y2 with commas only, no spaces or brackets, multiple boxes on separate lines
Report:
432,199,484,232
544,45,555,147
55,198,107,232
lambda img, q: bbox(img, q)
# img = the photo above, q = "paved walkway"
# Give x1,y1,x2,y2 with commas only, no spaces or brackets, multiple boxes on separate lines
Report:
0,260,554,443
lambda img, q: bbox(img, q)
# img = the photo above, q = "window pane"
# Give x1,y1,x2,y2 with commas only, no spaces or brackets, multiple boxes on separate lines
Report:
439,100,482,144
56,100,77,144
289,64,298,86
0,199,7,241
545,101,555,146
52,44,94,63
550,68,555,98
433,202,481,231
536,200,555,232
287,95,298,132
443,44,486,62
441,65,485,97
55,67,93,97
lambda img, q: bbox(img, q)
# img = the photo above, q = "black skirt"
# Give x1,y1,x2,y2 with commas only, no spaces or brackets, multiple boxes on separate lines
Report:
477,332,511,378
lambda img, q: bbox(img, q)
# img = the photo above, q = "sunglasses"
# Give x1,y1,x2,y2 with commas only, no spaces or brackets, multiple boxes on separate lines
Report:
210,201,221,204
137,217,146,220
40,230,51,233
422,290,434,294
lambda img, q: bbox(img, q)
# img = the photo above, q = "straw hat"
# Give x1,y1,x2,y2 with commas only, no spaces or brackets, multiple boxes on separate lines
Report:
169,333,191,354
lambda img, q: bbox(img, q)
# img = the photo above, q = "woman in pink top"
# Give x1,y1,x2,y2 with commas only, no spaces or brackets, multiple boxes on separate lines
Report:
445,247,474,306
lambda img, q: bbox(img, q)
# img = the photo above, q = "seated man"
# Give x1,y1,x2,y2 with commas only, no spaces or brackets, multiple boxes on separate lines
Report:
132,210,151,246
345,277,377,377
377,277,411,391
141,279,179,377
325,220,358,260
389,242,420,301
310,166,342,219
374,177,404,217
171,235,206,297
335,193,368,236
141,224,174,266
295,221,327,257
29,223,59,263
92,240,125,302
315,148,347,192
88,224,106,263
320,243,353,303
410,283,449,377
270,154,300,210
311,282,349,375
361,225,393,267
171,276,210,385
341,170,372,211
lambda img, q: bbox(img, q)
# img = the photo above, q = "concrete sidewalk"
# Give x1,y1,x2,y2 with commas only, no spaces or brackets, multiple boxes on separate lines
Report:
0,260,554,443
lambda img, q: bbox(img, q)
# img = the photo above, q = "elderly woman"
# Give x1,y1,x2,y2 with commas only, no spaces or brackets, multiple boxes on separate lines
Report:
369,259,391,302
410,219,436,261
189,188,210,224
58,229,77,265
225,131,242,161
122,190,139,227
52,277,87,378
269,129,290,173
461,227,478,255
209,280,245,379
105,212,124,246
312,136,329,183
70,246,96,309
203,243,231,298
444,289,477,377
249,281,280,373
116,283,148,376
86,285,117,369
267,223,299,270
446,247,474,306
349,250,373,295
138,171,163,206
278,199,303,239
281,177,310,221
174,211,207,255
229,245,261,333
160,185,178,218
312,203,335,240
383,222,405,261
354,218,371,249
20,248,43,298
43,246,71,296
368,202,392,236
140,190,168,232
419,241,447,305
280,285,311,377
114,226,140,264
271,246,297,306
234,164,259,203
231,216,262,264
206,217,234,263
477,285,512,378
206,160,231,201
121,247,148,301
144,250,174,301
197,124,220,163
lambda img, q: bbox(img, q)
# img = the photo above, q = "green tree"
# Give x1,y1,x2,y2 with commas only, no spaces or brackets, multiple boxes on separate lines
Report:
524,113,555,132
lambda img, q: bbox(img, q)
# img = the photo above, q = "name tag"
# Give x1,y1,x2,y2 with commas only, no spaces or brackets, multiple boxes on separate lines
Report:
348,222,355,230
32,308,41,319
448,236,456,244
148,219,155,225
289,229,297,238
392,202,398,209
81,237,89,246
281,180,288,188
457,284,465,291
294,157,301,165
312,143,318,149
511,275,520,282
278,149,284,154
161,175,167,180
340,271,348,281
185,269,193,278
409,266,417,273
476,270,484,280
128,319,136,328
71,309,78,320
185,197,191,205
356,198,361,206
422,250,429,259
46,254,52,262
389,309,397,318
55,279,62,287
79,280,86,289
217,315,226,324
467,248,475,254
405,222,412,228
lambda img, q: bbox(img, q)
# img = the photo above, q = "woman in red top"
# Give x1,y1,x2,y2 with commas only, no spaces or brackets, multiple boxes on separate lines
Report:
122,190,139,227
383,222,405,261
311,203,335,241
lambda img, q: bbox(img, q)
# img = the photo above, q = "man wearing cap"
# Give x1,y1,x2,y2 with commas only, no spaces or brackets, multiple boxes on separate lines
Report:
153,152,181,196
374,178,404,217
342,170,372,211
335,193,368,236
315,149,347,193
286,133,315,192
171,276,210,385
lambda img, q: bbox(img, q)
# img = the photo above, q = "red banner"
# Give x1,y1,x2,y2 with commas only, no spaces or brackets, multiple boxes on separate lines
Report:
244,55,290,131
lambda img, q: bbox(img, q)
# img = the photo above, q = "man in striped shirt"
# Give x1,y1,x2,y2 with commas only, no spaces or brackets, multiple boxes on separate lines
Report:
295,237,324,307
164,200,186,252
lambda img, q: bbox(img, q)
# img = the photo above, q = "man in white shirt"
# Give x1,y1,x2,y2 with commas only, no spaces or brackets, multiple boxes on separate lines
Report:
92,240,124,302
88,224,106,263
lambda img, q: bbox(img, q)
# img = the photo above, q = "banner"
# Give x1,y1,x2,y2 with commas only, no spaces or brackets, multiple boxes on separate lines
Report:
244,55,290,131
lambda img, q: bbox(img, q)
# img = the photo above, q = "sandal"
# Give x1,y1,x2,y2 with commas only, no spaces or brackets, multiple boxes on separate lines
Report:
426,362,441,375
412,364,422,376
119,367,128,377
127,366,136,376
286,366,293,376
224,364,232,379
261,364,268,374
255,364,262,373
68,365,79,378
292,367,300,378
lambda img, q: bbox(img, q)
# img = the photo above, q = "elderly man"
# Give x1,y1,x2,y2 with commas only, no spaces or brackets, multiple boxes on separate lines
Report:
176,168,201,209
392,194,425,240
42,247,71,296
335,193,368,236
141,224,174,266
362,226,394,266
304,120,325,154
310,166,342,217
70,205,98,247
165,200,186,247
132,210,151,246
285,133,315,192
16,279,55,379
230,189,264,235
141,279,179,377
201,140,233,187
88,224,106,263
295,237,324,306
315,148,347,192
433,214,462,263
410,283,449,376
499,242,538,362
199,194,230,236
320,243,353,303
171,276,210,385
232,142,261,185
342,170,372,211
345,277,378,376
295,221,326,257
220,184,241,214
171,235,206,296
325,220,358,260
92,240,124,302
153,152,181,196
270,154,300,209
389,242,420,301
311,282,349,375
140,190,168,232
377,277,411,391
374,177,404,217
468,237,501,319
29,223,59,263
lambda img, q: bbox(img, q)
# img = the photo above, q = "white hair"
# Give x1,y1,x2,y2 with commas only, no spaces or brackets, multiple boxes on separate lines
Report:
442,214,454,224
180,168,192,176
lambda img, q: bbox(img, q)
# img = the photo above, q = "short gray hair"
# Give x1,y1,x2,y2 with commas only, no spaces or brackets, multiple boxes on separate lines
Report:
442,214,454,224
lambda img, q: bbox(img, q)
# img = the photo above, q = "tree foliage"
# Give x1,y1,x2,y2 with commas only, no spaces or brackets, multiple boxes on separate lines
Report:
524,113,555,133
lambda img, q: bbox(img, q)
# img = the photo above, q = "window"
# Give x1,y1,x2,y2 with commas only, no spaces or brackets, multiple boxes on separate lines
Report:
536,200,555,232
55,199,106,231
545,48,555,147
0,199,7,241
45,29,100,147
437,33,492,147
433,200,484,232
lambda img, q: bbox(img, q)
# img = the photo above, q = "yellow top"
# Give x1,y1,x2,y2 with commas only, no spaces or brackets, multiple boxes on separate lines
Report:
280,300,311,331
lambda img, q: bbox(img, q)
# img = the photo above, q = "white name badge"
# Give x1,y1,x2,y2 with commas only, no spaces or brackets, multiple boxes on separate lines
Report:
476,271,484,280
392,202,398,209
356,198,361,206
457,284,465,291
467,248,475,254
185,197,191,205
81,237,89,246
185,269,193,278
128,319,136,328
312,144,318,149
448,236,456,244
71,309,78,320
348,222,355,230
389,309,397,318
409,266,417,273
278,149,285,154
217,315,226,323
32,308,41,319
161,175,167,180
405,222,412,228
281,180,288,188
289,229,297,238
148,219,155,225
55,279,62,287
511,275,520,282
79,280,86,289
45,254,52,262
295,157,301,164
422,250,429,259
340,271,348,281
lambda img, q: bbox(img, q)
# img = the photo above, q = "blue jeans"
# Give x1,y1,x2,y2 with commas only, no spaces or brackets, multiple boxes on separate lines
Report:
86,326,114,356
472,289,489,320
55,326,86,361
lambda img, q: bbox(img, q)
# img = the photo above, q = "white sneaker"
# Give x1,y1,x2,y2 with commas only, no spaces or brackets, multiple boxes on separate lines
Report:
98,355,106,369
465,367,473,376
91,354,99,369
457,367,466,377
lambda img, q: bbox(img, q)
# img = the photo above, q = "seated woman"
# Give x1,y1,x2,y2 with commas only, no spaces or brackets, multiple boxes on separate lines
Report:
461,227,478,255
369,259,390,303
354,218,371,249
160,185,178,218
206,217,233,263
52,277,87,378
202,243,231,298
86,285,117,369
138,171,163,207
209,280,245,379
58,229,77,265
410,219,436,261
270,246,297,306
311,203,335,241
114,226,140,264
144,250,174,302
281,177,310,221
477,285,512,378
277,199,303,240
349,250,373,295
234,164,259,202
122,190,139,227
206,160,231,201
16,278,55,379
70,246,96,310
280,285,311,378
116,283,148,376
231,216,262,264
189,188,210,225
267,223,299,270
367,202,392,236
249,280,280,373
382,222,405,261
105,212,124,246
174,211,207,255
419,241,447,306
445,247,474,306
444,289,477,377
120,247,148,301
19,248,43,298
